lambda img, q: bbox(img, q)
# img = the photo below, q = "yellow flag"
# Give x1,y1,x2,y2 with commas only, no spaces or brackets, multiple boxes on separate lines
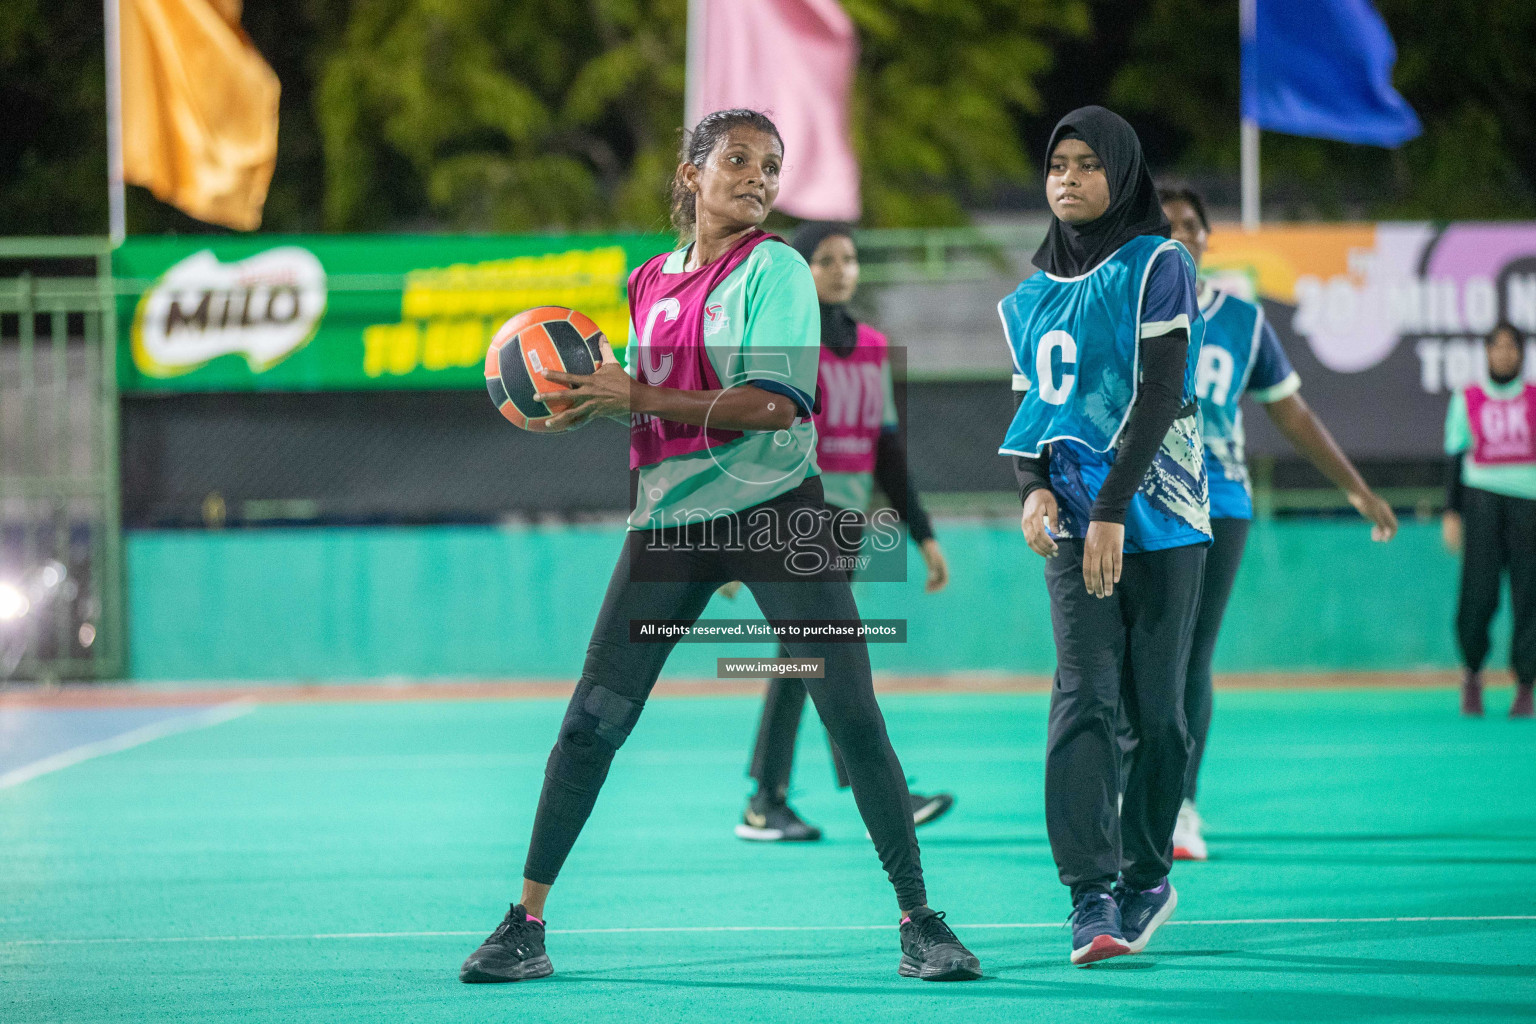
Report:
121,0,280,231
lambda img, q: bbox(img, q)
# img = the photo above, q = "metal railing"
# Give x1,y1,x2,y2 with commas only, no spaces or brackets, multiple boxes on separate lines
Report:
87,224,1048,297
0,238,124,680
852,224,1043,285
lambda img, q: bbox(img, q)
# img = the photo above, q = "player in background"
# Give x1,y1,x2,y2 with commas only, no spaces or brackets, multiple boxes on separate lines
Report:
729,221,955,843
1154,188,1398,859
457,109,980,985
1442,321,1536,718
1002,106,1207,966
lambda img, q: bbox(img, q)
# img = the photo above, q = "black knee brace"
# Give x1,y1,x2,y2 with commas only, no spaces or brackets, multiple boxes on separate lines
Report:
561,681,645,751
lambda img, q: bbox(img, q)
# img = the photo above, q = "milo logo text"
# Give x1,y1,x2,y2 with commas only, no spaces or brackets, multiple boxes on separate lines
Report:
132,247,327,377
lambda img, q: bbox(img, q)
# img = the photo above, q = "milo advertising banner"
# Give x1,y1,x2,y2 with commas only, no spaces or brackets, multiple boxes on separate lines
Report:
1202,222,1536,458
114,235,673,392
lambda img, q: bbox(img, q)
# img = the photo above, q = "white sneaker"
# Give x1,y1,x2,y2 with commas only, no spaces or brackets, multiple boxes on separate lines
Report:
1171,799,1207,861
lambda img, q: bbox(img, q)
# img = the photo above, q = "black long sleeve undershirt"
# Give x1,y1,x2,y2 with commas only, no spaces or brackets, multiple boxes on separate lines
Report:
1011,329,1192,525
1091,328,1191,524
873,430,935,544
1012,389,1051,506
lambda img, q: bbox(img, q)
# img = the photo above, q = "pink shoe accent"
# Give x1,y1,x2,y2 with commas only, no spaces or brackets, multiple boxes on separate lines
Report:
1073,933,1132,966
901,916,911,926
527,914,544,926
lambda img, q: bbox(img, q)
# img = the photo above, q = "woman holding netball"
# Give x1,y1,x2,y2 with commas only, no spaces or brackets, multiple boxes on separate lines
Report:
458,109,980,984
1000,106,1207,965
732,220,955,843
1155,187,1398,858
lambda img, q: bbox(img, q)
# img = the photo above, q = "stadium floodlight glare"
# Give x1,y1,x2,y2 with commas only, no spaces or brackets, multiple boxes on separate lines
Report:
0,582,29,622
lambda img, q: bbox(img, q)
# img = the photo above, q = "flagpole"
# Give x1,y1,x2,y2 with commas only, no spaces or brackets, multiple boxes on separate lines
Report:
1238,0,1259,230
104,0,126,246
684,0,704,129
1240,118,1259,230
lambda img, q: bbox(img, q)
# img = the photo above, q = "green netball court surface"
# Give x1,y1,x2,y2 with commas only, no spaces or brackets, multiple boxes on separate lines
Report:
3,685,1534,1023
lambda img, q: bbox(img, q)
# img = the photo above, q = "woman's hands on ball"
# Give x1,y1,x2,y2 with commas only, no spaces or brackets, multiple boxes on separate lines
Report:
540,336,633,430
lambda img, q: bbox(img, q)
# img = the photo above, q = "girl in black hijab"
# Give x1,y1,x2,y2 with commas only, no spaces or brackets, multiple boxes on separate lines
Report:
999,106,1209,965
1031,106,1172,278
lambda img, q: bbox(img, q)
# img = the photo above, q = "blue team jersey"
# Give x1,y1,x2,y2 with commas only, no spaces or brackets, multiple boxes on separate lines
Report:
1195,287,1301,520
998,235,1211,553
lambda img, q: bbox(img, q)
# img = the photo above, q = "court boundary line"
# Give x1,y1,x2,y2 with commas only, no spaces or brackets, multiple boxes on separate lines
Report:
0,702,255,791
5,915,1532,947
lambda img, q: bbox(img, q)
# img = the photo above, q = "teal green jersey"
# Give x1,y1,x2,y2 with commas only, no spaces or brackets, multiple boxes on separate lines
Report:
625,240,822,530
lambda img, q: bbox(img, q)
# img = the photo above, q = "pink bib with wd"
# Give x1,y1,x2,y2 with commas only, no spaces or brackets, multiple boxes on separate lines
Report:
813,323,889,474
1466,383,1536,466
627,230,780,469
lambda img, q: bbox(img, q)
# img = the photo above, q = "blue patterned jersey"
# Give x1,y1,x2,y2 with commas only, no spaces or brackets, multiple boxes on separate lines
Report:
1195,287,1301,520
999,236,1211,552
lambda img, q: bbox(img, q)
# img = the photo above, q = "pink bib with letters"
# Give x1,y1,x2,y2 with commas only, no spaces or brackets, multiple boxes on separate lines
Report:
626,230,780,469
1466,383,1536,466
813,324,889,474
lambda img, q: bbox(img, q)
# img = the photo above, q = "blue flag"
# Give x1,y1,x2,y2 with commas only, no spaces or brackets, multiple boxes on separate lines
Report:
1242,0,1421,147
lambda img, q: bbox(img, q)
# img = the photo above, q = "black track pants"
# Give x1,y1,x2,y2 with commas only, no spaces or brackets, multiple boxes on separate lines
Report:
522,480,927,910
1045,540,1205,899
1457,486,1536,685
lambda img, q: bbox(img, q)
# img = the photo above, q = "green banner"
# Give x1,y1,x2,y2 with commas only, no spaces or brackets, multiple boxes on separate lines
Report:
113,234,673,392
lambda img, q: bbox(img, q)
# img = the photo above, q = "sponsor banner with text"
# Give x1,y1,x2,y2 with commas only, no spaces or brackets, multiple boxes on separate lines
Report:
1203,222,1536,458
114,234,673,392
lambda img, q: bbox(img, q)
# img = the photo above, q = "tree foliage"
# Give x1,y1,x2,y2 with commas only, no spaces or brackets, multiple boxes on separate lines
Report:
315,0,1087,231
316,0,687,232
1108,0,1536,219
843,0,1088,225
1,0,1529,234
0,0,108,235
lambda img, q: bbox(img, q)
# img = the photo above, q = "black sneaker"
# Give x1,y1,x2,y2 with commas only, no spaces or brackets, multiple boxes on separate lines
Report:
459,904,554,983
734,795,822,841
910,791,955,828
898,907,983,981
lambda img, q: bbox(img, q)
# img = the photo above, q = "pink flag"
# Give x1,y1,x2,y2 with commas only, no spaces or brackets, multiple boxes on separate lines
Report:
692,0,861,221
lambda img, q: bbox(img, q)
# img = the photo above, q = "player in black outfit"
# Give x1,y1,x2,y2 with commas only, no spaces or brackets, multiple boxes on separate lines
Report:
735,221,955,842
457,109,980,985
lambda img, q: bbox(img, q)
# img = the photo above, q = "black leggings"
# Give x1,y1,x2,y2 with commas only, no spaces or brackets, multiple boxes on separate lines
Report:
748,510,862,797
1180,517,1250,801
1457,486,1536,684
522,479,927,911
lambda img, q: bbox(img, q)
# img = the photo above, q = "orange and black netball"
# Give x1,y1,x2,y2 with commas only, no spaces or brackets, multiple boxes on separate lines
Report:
485,306,605,432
